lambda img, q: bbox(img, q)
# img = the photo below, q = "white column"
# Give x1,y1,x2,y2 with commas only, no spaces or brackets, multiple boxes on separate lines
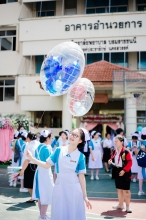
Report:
62,94,72,131
125,97,137,141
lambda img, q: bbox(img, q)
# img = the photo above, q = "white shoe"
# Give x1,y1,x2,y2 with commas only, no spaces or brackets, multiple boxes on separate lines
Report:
90,176,94,180
13,181,17,187
138,191,145,196
45,216,50,220
9,182,13,186
96,176,99,180
19,188,28,192
126,207,132,213
133,178,136,182
112,204,124,210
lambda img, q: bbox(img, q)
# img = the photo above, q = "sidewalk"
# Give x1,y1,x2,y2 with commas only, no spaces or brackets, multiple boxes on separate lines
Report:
0,168,146,220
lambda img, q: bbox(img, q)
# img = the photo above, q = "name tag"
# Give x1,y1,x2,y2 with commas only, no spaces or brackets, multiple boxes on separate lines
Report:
70,160,76,163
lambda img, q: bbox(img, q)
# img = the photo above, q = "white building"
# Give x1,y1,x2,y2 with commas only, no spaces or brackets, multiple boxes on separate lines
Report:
0,0,146,137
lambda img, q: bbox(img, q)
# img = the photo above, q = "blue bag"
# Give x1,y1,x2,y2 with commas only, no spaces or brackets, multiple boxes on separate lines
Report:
136,149,146,168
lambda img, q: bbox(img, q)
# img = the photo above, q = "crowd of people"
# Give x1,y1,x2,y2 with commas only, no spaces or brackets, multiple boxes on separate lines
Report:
9,125,146,219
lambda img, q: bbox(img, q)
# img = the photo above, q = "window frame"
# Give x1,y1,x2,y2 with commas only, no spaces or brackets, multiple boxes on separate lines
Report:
0,30,16,51
36,1,56,17
0,79,15,101
137,0,146,11
0,0,17,4
86,0,128,14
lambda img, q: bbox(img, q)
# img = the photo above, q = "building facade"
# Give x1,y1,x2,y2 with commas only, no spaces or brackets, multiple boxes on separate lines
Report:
0,0,146,137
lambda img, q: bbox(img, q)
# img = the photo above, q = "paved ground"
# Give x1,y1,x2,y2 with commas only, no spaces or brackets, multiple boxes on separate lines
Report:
0,168,146,220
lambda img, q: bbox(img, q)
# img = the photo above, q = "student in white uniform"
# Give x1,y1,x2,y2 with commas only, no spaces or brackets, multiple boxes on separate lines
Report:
128,132,141,182
26,128,92,220
32,130,54,220
20,132,40,203
137,131,146,196
88,131,103,180
103,133,113,173
56,130,69,147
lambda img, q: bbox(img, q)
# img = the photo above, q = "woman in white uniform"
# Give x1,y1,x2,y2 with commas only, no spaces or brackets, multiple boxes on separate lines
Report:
26,128,92,220
103,133,113,173
32,130,54,220
88,131,103,180
128,132,141,182
56,131,69,147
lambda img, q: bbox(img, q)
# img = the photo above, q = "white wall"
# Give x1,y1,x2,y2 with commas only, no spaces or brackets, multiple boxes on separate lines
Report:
18,75,48,95
0,52,22,75
21,95,62,111
20,12,146,42
0,3,21,25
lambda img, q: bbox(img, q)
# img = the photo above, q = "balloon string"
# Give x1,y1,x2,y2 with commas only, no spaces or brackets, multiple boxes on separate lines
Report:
38,111,45,128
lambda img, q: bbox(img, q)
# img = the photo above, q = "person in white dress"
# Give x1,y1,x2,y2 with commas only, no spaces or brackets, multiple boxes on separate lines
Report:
56,131,69,147
88,131,103,180
32,130,54,220
10,131,19,167
26,128,92,220
103,133,113,173
128,132,141,182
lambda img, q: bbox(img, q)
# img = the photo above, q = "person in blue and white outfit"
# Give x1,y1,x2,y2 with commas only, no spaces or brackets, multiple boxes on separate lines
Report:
20,132,39,203
26,128,92,220
10,131,19,167
56,130,69,147
15,130,28,192
32,130,54,220
128,132,141,182
88,131,103,180
137,128,146,196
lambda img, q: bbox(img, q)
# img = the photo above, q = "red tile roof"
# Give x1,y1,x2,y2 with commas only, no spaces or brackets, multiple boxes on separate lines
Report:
82,60,129,82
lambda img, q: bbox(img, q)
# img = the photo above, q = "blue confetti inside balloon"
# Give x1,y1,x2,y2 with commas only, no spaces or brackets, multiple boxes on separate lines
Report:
40,42,85,96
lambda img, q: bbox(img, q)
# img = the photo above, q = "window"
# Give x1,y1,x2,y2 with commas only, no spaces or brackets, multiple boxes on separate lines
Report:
0,30,16,51
0,0,17,4
35,55,44,74
86,0,128,14
86,52,127,67
138,52,146,69
35,111,62,128
87,53,102,65
137,0,146,11
0,80,15,101
36,1,56,17
64,0,77,15
137,111,146,127
111,52,128,67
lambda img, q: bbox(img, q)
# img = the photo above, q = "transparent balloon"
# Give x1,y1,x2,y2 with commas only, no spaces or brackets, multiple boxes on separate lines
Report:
40,42,85,96
67,78,95,117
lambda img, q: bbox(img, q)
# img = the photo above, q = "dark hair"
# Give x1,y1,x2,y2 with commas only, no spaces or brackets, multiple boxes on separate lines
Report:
105,133,110,137
77,129,86,150
115,135,124,143
116,128,123,135
27,132,37,141
92,131,98,139
141,134,146,140
13,135,18,139
59,131,68,137
135,131,139,134
18,132,22,138
22,136,26,141
34,123,38,127
40,133,52,143
132,135,138,140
